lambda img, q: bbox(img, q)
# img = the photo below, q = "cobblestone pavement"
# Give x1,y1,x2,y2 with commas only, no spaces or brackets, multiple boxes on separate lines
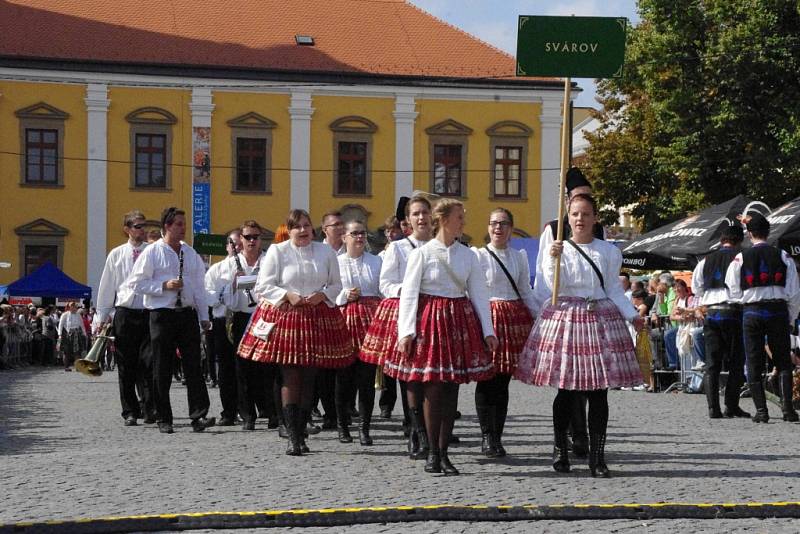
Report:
1,368,799,533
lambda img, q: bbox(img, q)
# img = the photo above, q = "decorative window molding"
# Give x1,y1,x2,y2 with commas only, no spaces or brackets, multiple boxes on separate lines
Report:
487,120,533,201
126,107,176,190
330,116,377,197
16,102,69,187
228,112,276,194
426,119,472,198
15,218,69,276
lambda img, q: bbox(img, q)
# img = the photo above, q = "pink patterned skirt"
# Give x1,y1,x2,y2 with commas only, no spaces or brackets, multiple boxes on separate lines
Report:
514,296,641,390
340,296,381,358
383,295,495,384
490,299,534,375
359,298,400,365
238,300,353,369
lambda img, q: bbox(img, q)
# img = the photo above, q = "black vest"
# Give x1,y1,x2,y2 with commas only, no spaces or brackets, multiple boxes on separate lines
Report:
740,244,787,290
548,217,604,241
702,247,738,290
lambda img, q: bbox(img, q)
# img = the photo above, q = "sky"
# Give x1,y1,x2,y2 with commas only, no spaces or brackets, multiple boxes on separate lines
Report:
408,0,640,108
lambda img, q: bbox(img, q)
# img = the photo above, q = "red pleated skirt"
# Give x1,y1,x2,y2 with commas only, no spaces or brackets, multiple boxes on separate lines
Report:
383,294,495,384
340,296,381,358
490,299,534,375
237,300,353,369
359,298,400,365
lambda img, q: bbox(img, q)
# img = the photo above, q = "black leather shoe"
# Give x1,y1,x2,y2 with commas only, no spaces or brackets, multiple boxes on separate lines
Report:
218,416,236,426
708,408,723,419
424,451,442,473
124,416,138,427
359,426,373,446
338,426,353,443
191,417,216,432
553,432,571,473
158,423,174,434
143,414,157,425
440,449,459,476
723,406,750,418
242,420,256,431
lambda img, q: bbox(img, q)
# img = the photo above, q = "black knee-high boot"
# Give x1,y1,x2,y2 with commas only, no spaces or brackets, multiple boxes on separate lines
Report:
749,381,770,423
552,390,572,473
283,404,302,456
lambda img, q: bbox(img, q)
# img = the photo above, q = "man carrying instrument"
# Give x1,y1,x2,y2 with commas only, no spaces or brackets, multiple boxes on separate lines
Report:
204,229,242,426
128,207,215,434
224,220,271,431
96,210,155,427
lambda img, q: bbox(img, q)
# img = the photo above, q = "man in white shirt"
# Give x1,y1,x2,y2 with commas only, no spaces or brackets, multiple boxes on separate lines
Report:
128,207,215,434
726,213,800,423
204,230,241,426
691,224,749,419
317,210,346,429
96,210,154,426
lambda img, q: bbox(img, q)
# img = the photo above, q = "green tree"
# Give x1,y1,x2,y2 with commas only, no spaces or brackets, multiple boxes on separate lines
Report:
584,0,800,231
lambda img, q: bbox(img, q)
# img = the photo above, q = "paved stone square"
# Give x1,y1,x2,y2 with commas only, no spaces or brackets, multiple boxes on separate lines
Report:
1,368,799,532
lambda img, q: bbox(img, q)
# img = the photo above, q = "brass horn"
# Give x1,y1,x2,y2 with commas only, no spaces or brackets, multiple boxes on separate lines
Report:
75,323,113,377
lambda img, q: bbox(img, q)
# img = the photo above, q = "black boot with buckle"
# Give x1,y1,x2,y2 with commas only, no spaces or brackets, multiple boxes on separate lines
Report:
283,405,302,456
552,431,570,473
477,406,499,458
588,432,610,478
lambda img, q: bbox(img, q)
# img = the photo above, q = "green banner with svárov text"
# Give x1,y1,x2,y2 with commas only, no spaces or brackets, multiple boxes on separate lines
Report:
516,16,627,78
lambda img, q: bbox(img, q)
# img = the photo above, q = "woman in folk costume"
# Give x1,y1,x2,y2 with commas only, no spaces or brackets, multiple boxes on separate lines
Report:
472,208,537,458
360,196,433,460
390,198,498,475
515,194,644,477
334,220,383,446
238,209,352,456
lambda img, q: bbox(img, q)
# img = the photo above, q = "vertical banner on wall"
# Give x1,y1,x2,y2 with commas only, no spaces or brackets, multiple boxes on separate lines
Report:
192,126,211,235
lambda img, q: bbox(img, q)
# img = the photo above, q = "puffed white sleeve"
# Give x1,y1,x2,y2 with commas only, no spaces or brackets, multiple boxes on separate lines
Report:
725,254,744,300
605,246,637,321
255,245,287,306
532,225,555,307
96,251,118,322
128,247,163,296
379,242,403,298
782,251,800,324
398,248,424,339
691,259,706,299
517,249,538,317
466,250,495,338
322,247,343,307
334,256,350,306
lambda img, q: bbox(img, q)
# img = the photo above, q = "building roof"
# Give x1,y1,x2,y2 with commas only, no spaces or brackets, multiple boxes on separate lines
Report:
0,0,558,86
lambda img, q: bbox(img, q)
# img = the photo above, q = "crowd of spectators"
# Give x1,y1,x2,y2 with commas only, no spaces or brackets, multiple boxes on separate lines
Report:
0,303,97,370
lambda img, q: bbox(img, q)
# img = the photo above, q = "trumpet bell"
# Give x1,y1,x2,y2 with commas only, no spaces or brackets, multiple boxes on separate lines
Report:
75,358,103,377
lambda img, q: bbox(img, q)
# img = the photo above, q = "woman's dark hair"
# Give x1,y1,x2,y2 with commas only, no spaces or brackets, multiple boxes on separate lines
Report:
675,279,688,291
489,207,514,226
631,288,648,300
567,193,598,215
286,209,312,230
160,207,185,228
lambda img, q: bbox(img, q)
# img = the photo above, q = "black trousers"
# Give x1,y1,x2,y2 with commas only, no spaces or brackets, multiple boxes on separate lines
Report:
150,308,210,425
743,301,793,380
315,369,337,422
704,306,746,405
113,307,154,420
336,360,376,424
232,312,278,423
211,316,238,419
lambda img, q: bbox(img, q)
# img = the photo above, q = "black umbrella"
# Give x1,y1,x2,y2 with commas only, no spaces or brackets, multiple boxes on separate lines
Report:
766,196,800,258
621,195,761,271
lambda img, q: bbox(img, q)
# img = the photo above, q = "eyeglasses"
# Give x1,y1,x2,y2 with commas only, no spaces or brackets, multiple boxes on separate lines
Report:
489,221,512,228
131,223,146,230
242,234,261,241
346,231,367,238
324,222,344,228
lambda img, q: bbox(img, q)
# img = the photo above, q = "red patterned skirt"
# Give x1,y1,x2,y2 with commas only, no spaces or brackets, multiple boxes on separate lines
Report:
237,300,353,369
383,295,495,384
514,297,641,390
359,298,400,365
340,296,381,358
490,299,534,375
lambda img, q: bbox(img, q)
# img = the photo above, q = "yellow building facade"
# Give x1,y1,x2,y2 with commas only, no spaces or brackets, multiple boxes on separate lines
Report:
0,76,568,298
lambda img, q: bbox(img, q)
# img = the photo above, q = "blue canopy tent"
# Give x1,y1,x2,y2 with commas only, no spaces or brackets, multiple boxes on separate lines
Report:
7,262,91,299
